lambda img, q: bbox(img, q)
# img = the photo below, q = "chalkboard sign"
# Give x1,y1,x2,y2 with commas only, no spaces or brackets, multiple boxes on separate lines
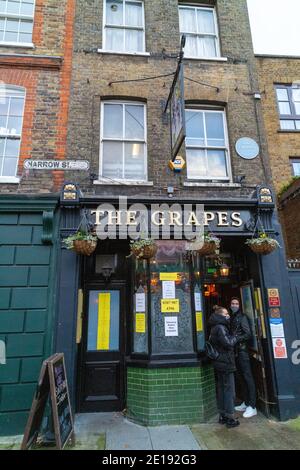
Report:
21,354,74,450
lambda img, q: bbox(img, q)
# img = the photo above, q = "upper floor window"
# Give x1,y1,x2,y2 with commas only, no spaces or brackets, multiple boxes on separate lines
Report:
290,158,300,177
0,86,25,179
100,101,147,181
0,0,35,45
185,108,230,181
276,85,300,130
103,0,145,53
179,5,220,58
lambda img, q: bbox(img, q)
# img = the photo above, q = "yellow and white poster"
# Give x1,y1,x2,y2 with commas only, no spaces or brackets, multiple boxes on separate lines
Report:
97,293,111,350
161,299,180,313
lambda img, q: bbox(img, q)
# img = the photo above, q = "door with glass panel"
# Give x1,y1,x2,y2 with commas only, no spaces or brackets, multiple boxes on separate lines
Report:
78,284,126,412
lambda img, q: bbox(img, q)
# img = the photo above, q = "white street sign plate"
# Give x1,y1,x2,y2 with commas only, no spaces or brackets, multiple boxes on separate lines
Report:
24,160,90,171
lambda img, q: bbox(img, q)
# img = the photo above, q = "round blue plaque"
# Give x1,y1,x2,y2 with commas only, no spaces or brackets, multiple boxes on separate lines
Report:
235,137,259,160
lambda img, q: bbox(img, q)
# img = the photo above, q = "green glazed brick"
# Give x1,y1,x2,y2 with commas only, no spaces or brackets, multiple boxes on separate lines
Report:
25,310,47,332
0,311,25,333
15,246,51,265
0,383,36,412
0,226,32,245
0,214,18,225
32,227,43,245
19,214,42,225
0,267,29,287
0,411,29,437
29,267,49,286
0,289,10,309
11,288,48,309
0,359,20,384
0,247,15,265
21,357,43,382
6,333,44,357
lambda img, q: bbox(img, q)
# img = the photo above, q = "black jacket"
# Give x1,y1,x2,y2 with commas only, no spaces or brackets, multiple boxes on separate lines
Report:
230,309,252,354
208,313,239,373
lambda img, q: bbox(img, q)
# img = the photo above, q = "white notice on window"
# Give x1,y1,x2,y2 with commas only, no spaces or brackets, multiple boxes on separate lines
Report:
165,317,178,337
162,281,176,299
195,292,202,311
136,293,146,312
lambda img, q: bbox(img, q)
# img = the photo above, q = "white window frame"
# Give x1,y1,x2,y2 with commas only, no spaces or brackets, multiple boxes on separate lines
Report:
185,107,232,181
102,0,146,54
100,100,148,182
0,84,26,183
179,3,220,59
0,0,36,47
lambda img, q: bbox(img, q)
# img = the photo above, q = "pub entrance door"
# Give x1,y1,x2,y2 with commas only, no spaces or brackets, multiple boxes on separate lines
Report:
77,282,126,413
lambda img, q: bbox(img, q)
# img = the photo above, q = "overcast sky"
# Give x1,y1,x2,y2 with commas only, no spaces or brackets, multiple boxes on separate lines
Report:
247,0,300,56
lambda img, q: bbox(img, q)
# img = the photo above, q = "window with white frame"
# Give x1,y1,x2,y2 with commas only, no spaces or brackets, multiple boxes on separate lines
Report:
290,158,300,177
0,86,25,179
0,0,35,45
103,0,145,53
179,4,220,58
185,108,230,180
276,85,300,130
100,101,147,181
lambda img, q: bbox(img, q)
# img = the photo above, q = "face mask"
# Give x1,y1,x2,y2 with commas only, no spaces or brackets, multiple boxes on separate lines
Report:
231,306,239,313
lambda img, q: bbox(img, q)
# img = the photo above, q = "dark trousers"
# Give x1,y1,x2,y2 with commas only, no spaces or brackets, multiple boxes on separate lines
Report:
236,351,256,408
216,371,236,418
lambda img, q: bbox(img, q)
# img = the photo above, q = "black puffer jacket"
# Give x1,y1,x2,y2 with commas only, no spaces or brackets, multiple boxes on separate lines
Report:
209,313,239,373
230,309,252,354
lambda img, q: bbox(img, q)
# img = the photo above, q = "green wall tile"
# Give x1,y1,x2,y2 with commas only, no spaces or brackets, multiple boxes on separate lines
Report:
0,267,28,287
21,358,43,382
0,311,25,333
0,289,10,309
0,226,32,245
0,214,18,225
25,311,47,332
15,247,51,265
0,412,29,437
6,333,44,357
19,214,42,225
0,247,15,265
11,288,48,309
0,383,36,412
29,267,49,286
32,227,43,245
0,359,20,384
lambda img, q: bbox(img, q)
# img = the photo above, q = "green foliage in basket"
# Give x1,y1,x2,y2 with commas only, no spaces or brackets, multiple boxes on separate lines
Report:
245,232,280,248
64,231,98,250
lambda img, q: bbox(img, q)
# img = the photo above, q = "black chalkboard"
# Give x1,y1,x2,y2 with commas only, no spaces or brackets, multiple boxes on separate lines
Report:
21,354,74,450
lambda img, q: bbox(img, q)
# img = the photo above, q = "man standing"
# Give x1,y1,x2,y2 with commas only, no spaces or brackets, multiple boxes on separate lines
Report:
230,297,257,418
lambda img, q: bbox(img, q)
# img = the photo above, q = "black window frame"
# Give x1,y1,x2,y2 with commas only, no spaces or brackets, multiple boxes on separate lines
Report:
275,84,300,131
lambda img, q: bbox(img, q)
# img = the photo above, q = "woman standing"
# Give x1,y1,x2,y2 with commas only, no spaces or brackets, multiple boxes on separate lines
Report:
209,307,240,428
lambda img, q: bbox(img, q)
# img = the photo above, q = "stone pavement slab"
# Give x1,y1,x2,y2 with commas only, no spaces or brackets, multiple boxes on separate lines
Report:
148,426,200,451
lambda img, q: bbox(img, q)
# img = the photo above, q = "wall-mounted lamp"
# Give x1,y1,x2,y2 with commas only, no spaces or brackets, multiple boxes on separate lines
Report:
220,263,230,277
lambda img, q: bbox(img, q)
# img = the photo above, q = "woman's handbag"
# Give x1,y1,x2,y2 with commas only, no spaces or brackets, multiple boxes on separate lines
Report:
205,340,220,361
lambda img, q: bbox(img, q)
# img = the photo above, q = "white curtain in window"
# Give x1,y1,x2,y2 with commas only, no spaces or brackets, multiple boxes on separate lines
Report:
179,8,196,32
106,27,124,51
106,0,123,25
125,29,143,52
125,1,143,27
198,36,216,58
197,10,215,34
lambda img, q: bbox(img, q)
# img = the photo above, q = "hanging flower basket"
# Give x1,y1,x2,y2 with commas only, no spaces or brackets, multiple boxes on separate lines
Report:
129,239,157,260
64,231,98,256
197,234,221,256
246,233,280,256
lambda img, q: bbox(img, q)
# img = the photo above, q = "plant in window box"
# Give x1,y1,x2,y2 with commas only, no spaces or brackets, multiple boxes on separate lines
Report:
129,238,158,260
64,231,98,256
196,233,221,256
246,232,280,256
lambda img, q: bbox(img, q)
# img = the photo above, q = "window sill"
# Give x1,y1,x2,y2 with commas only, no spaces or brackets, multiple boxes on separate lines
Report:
278,129,300,133
0,176,20,184
97,49,150,57
184,56,228,62
93,179,153,186
184,181,241,188
0,42,35,49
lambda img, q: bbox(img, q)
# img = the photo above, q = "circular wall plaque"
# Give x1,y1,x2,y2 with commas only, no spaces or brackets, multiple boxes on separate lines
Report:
235,137,259,160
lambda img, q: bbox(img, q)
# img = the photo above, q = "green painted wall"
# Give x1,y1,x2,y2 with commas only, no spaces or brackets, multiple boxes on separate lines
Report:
0,197,58,436
127,366,217,426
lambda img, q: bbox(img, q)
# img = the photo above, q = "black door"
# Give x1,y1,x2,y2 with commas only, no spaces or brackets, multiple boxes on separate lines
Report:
78,282,126,412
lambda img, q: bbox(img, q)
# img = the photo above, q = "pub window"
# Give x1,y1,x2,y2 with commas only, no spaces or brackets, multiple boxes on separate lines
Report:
100,101,148,181
0,85,25,180
290,158,300,177
178,4,220,58
185,107,231,181
103,0,145,53
276,85,300,130
0,0,35,45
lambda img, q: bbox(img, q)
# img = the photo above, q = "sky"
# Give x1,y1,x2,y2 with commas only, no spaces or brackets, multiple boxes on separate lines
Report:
247,0,300,56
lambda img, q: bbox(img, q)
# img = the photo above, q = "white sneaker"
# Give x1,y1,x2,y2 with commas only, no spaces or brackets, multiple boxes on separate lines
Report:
243,406,257,418
235,402,247,412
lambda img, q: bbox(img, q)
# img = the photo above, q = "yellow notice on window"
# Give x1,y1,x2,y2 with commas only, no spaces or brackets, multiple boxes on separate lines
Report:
196,312,203,332
97,293,111,350
161,299,180,313
160,273,180,282
136,314,146,333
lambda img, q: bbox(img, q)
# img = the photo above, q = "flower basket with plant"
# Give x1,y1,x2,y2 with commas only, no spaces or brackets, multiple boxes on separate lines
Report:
246,232,280,255
64,231,98,256
197,233,221,256
129,238,157,260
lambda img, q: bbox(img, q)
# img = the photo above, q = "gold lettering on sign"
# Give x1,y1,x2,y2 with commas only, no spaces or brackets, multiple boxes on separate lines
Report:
204,212,215,226
152,211,165,226
169,211,183,226
231,212,243,227
107,211,121,226
187,212,201,226
127,211,138,226
217,212,229,227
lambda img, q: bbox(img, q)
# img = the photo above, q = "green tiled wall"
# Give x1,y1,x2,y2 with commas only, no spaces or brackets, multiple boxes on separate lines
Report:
127,366,217,426
0,209,57,436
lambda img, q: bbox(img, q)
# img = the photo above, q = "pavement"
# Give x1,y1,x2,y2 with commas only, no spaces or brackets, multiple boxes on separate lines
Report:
0,412,300,450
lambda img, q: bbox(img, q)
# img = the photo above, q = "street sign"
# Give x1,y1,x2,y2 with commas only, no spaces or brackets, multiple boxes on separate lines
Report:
24,160,90,171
